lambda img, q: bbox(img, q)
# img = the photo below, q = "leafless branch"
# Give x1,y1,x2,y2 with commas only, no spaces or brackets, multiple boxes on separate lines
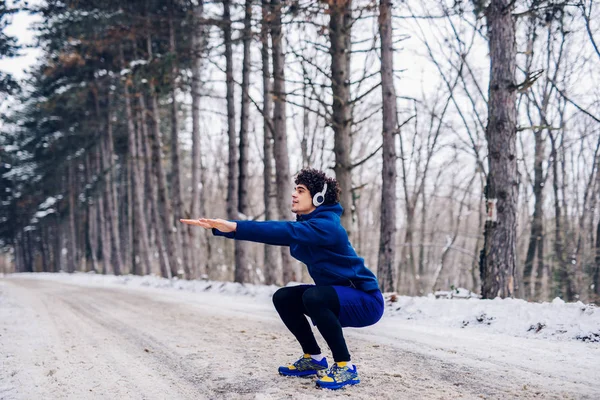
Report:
350,143,383,170
549,80,600,123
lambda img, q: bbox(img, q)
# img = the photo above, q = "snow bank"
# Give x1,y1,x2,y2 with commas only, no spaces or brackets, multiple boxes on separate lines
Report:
388,293,599,343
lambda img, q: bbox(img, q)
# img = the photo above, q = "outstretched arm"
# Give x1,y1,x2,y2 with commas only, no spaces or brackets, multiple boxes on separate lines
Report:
180,218,236,232
233,219,341,247
180,217,342,247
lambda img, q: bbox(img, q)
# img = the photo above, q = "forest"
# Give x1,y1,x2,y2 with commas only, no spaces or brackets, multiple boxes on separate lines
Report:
0,0,598,303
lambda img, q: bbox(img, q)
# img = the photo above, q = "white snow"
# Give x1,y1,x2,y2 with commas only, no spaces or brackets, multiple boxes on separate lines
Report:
129,59,148,68
1,272,599,399
38,196,57,209
33,208,55,219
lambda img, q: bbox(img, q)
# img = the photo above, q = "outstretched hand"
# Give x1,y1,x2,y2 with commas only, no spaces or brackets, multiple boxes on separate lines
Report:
179,218,237,233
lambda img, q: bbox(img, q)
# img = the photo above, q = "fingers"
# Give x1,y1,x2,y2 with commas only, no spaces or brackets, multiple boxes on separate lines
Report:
180,218,232,233
179,219,211,229
198,218,221,228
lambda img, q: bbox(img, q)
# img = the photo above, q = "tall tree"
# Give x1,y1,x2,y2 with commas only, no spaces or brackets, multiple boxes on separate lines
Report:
328,0,354,236
67,161,78,273
120,44,153,276
522,127,546,299
377,0,398,293
145,14,182,278
104,88,123,276
223,0,238,226
595,201,600,298
234,0,253,283
261,0,280,285
189,0,206,277
96,143,111,275
85,153,99,273
480,0,518,299
271,0,295,283
168,5,192,278
138,90,170,277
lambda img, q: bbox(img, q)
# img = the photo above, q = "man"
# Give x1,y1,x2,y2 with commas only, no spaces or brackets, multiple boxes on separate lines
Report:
181,168,384,390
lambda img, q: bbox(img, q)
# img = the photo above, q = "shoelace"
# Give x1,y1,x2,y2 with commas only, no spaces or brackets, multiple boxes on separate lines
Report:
292,357,318,370
326,364,354,381
328,364,343,377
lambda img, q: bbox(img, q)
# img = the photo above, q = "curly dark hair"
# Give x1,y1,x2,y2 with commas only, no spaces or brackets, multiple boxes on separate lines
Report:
294,168,340,205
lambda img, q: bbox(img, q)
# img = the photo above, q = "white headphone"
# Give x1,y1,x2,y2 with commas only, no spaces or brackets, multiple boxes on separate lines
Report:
312,183,328,207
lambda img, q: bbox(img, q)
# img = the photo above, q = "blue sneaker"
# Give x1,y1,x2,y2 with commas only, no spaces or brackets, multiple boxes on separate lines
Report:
278,354,328,377
316,362,360,390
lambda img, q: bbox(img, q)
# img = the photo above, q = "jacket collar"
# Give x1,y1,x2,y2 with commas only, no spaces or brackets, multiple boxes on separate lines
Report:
296,203,343,221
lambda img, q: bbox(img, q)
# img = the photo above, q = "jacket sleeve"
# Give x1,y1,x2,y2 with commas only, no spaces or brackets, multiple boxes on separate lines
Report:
212,218,342,247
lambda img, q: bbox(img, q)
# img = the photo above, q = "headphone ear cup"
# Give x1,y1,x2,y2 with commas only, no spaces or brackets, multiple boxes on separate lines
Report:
312,183,328,207
312,194,320,207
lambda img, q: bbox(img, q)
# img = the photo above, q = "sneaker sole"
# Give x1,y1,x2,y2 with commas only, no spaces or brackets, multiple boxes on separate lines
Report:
316,378,360,390
278,369,324,377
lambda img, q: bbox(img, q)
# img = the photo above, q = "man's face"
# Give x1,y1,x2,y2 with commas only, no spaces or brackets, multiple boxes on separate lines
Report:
291,184,316,215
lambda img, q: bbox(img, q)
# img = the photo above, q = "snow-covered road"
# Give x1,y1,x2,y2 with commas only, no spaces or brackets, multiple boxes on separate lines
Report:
1,275,598,399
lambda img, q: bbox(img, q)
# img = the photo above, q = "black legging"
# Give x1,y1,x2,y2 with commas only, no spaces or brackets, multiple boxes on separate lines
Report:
272,285,350,362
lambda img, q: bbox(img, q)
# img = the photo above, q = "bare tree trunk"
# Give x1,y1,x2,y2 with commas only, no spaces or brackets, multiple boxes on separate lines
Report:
328,0,354,236
13,234,21,272
96,145,111,275
125,159,134,274
139,91,170,278
523,129,545,299
138,107,152,232
573,137,600,302
418,191,428,293
595,216,600,298
261,0,281,285
234,0,253,284
223,0,238,226
39,226,48,272
121,45,153,276
46,227,56,272
189,0,206,278
271,0,295,283
100,139,112,275
146,96,176,279
301,68,310,167
54,217,62,272
472,177,484,292
376,0,398,292
146,26,181,278
549,132,575,300
67,162,77,273
85,153,98,273
403,204,416,293
26,231,35,272
25,231,33,272
595,150,600,299
105,89,123,276
168,10,191,279
12,235,19,272
480,0,518,299
18,232,28,272
220,0,238,279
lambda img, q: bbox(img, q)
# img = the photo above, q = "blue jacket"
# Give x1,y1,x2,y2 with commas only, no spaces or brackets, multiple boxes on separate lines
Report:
212,203,380,292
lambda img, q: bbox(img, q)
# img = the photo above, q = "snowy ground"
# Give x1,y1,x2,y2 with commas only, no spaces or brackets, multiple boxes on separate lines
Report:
1,273,599,399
